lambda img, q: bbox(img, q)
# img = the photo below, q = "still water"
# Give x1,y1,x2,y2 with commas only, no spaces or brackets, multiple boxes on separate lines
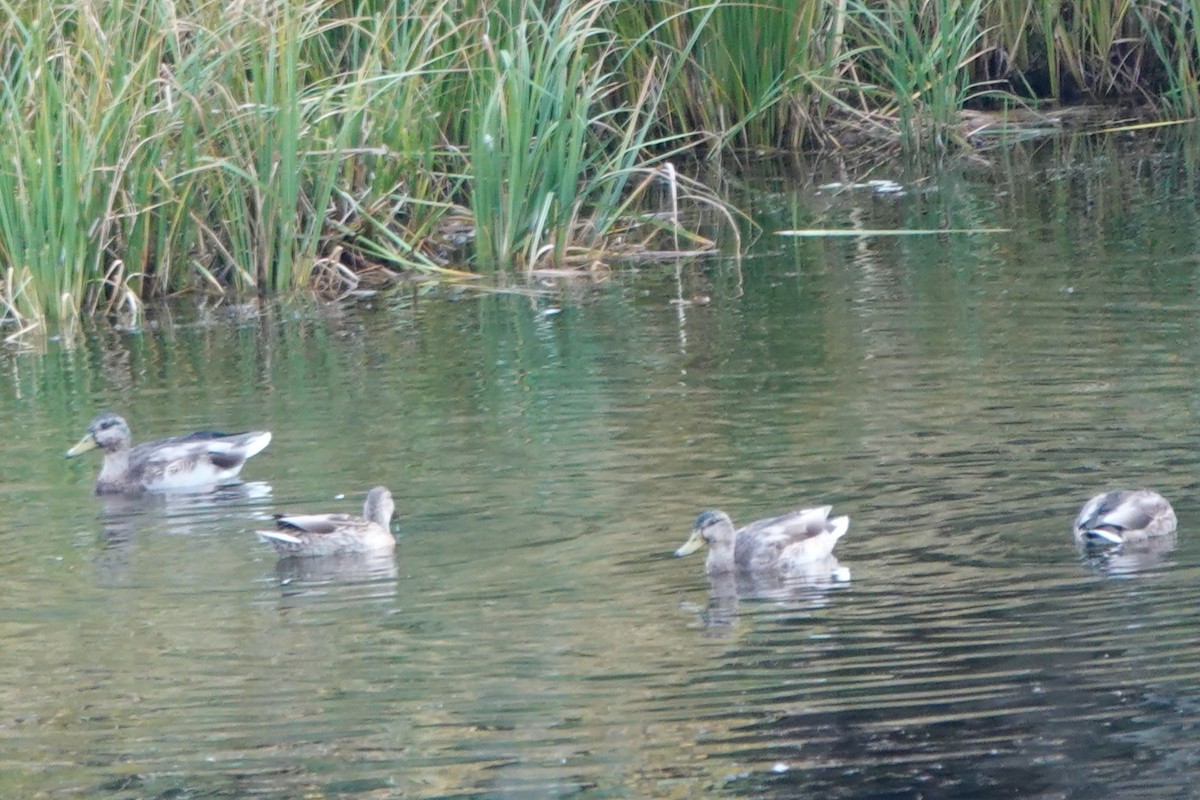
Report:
5,136,1200,798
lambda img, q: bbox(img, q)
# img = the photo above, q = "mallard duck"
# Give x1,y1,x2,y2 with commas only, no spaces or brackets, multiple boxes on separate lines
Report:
1074,489,1177,546
675,506,849,575
256,486,396,556
65,412,271,494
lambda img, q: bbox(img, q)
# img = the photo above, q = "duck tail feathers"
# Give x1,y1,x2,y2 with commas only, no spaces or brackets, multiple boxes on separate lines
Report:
238,431,272,458
829,516,850,542
207,431,271,459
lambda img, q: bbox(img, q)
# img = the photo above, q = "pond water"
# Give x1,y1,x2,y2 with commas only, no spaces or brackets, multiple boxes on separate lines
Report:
5,135,1200,798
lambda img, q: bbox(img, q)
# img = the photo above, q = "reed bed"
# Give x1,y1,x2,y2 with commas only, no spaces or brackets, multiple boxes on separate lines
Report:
0,0,1197,334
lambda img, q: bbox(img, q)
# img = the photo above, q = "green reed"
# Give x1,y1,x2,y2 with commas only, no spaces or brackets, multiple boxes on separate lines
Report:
613,0,844,154
1137,0,1200,117
0,0,169,322
842,0,992,149
469,0,683,270
2,0,1200,333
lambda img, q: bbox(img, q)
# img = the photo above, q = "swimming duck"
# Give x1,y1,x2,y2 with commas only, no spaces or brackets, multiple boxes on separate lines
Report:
1073,489,1177,546
675,506,849,575
256,486,396,557
66,412,271,494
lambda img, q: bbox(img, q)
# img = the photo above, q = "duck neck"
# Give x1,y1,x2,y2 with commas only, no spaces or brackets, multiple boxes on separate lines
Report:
365,502,392,527
705,538,737,575
96,450,131,489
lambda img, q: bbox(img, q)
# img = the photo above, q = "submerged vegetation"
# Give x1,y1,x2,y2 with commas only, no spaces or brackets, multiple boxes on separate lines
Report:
0,0,1198,335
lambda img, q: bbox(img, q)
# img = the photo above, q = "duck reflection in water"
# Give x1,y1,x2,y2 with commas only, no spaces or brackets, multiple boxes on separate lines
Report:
91,482,275,585
1073,489,1179,576
1077,529,1179,577
274,550,398,589
700,555,851,631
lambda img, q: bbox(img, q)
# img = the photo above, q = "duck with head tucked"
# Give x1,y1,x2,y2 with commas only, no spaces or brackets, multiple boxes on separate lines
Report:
675,505,849,575
66,412,271,494
1073,489,1177,547
257,486,396,557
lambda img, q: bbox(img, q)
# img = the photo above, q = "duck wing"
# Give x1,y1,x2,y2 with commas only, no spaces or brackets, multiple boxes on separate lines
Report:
736,506,843,569
742,506,834,540
272,512,369,535
131,431,271,490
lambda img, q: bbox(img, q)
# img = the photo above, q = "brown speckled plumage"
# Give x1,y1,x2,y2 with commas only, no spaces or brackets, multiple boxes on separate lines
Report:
257,486,396,557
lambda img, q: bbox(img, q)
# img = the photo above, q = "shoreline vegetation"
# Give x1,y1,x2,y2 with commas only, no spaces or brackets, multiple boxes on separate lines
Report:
1,0,1197,337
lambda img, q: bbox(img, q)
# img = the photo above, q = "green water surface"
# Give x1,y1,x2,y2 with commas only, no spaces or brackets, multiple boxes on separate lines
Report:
4,135,1200,798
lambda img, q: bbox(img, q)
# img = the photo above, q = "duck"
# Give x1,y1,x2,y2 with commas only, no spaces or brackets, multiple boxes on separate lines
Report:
256,486,396,557
65,412,271,494
1073,489,1177,546
675,506,849,575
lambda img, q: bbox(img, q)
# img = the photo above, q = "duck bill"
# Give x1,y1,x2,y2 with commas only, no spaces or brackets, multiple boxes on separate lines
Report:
674,530,705,557
65,434,98,458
